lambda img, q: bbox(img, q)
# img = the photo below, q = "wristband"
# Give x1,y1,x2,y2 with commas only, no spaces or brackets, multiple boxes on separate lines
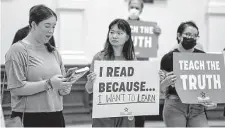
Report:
48,78,53,89
45,79,53,90
58,90,63,96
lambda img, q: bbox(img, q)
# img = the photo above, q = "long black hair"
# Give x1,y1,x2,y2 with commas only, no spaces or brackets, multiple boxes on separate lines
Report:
102,18,135,60
29,4,57,52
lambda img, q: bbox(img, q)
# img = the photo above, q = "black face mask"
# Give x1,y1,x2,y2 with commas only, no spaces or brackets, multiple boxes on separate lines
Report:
181,37,197,50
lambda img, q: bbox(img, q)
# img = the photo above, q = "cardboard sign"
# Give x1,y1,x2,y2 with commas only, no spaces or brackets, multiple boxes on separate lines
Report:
173,53,225,104
128,20,158,58
92,61,160,118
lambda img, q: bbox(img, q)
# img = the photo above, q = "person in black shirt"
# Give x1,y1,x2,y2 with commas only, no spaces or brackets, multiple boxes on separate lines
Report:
159,21,217,127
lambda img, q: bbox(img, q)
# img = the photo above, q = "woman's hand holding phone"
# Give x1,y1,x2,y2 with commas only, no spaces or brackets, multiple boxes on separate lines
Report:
65,67,90,84
64,67,78,81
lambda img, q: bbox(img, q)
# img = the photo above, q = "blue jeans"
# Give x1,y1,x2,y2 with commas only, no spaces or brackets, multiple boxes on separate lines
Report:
92,117,134,127
163,96,208,127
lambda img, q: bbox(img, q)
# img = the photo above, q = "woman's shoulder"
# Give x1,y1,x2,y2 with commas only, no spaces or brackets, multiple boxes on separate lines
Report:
194,48,205,53
5,41,28,62
6,41,27,56
161,49,177,60
10,41,26,50
93,51,106,60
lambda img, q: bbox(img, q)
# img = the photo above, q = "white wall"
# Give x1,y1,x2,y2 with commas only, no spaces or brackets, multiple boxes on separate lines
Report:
88,0,209,58
1,0,224,65
1,0,56,64
107,0,209,57
142,0,209,57
207,0,225,52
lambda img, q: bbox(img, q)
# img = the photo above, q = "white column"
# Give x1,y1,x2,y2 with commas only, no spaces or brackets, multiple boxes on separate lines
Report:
206,0,225,52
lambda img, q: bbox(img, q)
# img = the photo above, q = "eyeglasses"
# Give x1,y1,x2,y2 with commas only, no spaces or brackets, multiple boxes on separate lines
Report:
182,33,199,39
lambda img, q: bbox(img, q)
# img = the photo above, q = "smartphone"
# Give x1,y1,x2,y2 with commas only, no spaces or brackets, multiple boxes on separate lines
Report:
66,67,90,83
75,67,89,74
65,67,77,78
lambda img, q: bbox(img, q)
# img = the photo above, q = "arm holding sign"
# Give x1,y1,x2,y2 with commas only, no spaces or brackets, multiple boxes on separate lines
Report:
85,52,102,94
159,70,177,93
198,99,217,110
153,25,161,35
159,70,165,82
159,51,177,94
202,103,217,110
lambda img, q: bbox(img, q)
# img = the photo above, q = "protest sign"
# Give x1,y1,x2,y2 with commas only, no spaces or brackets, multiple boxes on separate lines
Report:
92,61,160,118
173,53,225,104
128,20,158,58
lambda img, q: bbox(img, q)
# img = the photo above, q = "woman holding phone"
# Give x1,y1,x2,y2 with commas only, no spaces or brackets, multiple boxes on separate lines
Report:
5,5,75,127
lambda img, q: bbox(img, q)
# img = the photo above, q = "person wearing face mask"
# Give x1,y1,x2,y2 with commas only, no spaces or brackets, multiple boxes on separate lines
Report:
159,21,217,127
128,0,142,21
128,0,161,57
172,41,204,51
127,0,161,127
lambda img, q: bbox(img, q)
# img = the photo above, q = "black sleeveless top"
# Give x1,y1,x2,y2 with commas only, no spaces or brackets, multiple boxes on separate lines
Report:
160,48,205,96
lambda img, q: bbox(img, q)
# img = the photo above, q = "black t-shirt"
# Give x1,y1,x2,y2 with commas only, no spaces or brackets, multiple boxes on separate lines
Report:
160,48,205,95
